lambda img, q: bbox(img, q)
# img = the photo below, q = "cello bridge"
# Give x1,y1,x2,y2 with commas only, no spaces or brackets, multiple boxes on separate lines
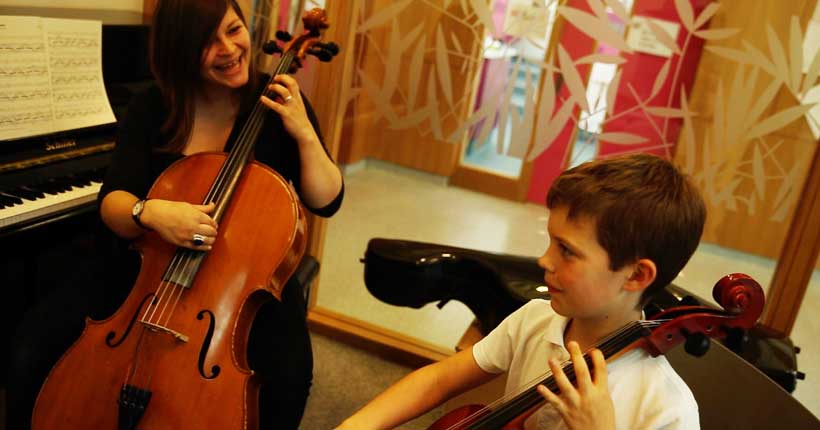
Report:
141,321,189,343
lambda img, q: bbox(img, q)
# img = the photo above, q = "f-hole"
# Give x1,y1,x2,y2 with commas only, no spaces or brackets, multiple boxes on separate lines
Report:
106,293,155,347
196,309,221,379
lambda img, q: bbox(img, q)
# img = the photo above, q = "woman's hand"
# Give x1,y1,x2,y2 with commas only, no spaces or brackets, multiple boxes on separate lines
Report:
259,74,320,147
537,341,615,430
141,199,218,250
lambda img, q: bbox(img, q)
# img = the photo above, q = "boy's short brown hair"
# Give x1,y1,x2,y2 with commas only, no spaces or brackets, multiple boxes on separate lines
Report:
546,153,706,303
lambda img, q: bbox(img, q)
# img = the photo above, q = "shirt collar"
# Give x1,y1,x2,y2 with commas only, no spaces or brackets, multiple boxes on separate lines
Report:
543,305,570,348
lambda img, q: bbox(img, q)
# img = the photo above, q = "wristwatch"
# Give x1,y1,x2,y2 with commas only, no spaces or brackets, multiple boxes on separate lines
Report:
131,199,150,230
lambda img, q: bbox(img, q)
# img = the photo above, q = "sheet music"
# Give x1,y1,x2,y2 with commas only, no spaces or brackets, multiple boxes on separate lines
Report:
0,15,116,141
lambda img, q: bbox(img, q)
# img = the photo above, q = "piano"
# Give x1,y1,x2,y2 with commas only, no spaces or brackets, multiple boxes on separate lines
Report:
0,7,152,388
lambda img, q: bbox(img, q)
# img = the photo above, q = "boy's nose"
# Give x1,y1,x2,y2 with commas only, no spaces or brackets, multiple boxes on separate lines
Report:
537,252,555,274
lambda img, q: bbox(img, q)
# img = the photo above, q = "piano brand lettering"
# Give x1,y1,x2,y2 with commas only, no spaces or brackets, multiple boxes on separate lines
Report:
45,140,77,151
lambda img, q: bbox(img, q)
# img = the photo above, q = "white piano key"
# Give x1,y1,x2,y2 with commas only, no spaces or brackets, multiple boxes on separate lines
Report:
0,181,102,229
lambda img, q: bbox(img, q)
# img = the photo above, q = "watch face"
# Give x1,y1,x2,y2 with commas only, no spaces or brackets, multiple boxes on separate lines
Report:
132,200,144,216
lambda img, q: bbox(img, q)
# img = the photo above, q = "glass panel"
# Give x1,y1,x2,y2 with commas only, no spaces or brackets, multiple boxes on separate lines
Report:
461,1,558,177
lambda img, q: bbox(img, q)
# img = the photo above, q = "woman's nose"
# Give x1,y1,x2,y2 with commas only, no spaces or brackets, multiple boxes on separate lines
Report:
215,36,236,54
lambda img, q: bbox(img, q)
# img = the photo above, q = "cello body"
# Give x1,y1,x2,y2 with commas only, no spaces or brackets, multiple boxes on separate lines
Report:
32,153,306,429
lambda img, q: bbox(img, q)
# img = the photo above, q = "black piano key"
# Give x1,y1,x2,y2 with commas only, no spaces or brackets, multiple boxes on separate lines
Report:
19,186,46,199
0,191,26,204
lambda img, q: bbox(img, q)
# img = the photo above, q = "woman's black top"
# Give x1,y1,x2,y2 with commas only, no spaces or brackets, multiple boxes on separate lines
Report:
99,73,343,217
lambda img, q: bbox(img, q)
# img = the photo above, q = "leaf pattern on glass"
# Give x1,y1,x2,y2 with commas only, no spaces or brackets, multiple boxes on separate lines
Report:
646,19,681,55
557,6,631,52
674,0,695,32
558,45,589,113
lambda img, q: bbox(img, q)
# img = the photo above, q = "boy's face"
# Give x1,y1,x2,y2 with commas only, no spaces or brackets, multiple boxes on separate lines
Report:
537,205,636,321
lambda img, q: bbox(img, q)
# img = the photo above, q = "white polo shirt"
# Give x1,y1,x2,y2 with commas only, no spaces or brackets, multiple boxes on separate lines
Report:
472,299,700,430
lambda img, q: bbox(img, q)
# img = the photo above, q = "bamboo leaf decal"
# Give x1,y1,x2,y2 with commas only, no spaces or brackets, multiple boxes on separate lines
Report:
382,18,402,102
558,45,589,112
606,68,622,116
693,28,740,40
389,107,431,129
400,22,425,52
680,88,696,174
788,16,803,95
357,0,413,32
426,68,443,140
407,35,426,109
358,68,398,123
646,19,681,55
434,25,454,108
693,2,721,30
741,40,778,76
557,6,632,52
744,104,816,141
469,0,496,36
674,0,695,32
587,0,608,21
646,106,687,117
528,98,575,161
651,60,671,99
575,54,626,65
603,0,630,24
597,132,649,144
744,79,781,131
535,63,556,144
801,45,820,95
752,144,766,199
771,160,799,221
766,24,792,89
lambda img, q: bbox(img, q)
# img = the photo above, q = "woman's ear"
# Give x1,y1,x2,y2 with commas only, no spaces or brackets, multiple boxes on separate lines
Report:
624,259,657,293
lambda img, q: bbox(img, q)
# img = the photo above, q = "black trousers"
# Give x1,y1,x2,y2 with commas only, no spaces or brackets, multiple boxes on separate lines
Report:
6,269,313,430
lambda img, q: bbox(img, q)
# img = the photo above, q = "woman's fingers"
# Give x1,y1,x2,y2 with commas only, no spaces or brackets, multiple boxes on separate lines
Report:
589,348,608,387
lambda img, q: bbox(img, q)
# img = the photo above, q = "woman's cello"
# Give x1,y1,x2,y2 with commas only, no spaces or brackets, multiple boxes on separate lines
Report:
32,9,337,430
428,273,765,430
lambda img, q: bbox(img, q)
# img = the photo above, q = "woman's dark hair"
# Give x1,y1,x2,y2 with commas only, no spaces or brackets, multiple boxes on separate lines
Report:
149,0,256,152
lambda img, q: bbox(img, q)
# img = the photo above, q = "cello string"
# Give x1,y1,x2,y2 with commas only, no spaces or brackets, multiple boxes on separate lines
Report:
442,323,641,429
149,54,295,329
459,321,666,429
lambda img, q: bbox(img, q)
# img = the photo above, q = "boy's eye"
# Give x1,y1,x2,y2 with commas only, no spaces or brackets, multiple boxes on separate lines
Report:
559,243,573,258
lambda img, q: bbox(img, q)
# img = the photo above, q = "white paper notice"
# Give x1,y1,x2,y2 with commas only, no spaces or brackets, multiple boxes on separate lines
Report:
0,15,116,141
626,16,680,58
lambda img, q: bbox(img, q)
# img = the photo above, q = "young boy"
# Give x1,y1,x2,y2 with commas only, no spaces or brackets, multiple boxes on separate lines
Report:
337,153,706,430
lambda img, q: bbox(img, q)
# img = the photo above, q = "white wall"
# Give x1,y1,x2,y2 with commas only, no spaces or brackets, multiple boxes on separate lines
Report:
0,0,142,12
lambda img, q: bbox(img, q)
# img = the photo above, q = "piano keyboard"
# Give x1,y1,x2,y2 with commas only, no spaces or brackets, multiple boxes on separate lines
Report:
0,180,102,229
0,151,110,233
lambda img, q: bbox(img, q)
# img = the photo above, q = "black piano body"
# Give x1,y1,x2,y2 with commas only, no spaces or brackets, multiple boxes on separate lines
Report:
0,7,152,405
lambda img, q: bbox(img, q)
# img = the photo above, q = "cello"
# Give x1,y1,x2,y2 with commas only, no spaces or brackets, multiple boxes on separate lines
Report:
32,9,338,430
428,273,765,430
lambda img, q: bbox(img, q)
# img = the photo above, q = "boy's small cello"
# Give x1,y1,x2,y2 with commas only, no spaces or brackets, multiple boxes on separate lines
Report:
32,9,337,430
429,273,765,430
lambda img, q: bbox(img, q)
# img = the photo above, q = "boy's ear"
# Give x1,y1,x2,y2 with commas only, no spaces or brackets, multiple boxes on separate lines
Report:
624,259,657,292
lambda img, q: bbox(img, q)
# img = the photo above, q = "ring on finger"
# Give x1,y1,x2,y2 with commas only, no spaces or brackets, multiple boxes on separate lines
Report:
192,233,206,246
284,94,293,103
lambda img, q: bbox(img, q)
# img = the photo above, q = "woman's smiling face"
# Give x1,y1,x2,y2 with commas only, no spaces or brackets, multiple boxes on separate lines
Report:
200,6,251,91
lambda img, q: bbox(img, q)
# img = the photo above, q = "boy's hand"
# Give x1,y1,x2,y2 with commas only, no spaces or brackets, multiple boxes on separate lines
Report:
537,341,615,430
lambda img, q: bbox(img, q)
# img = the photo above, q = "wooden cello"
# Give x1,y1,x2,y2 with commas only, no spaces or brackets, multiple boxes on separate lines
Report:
428,273,765,430
32,9,337,430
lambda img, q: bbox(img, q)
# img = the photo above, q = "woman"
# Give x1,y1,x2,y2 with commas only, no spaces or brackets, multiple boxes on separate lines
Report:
98,0,343,428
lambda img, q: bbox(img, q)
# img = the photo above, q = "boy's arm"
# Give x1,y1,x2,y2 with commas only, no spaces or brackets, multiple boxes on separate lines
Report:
337,346,497,430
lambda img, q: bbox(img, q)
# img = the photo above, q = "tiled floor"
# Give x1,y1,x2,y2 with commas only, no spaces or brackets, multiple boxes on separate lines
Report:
315,160,820,420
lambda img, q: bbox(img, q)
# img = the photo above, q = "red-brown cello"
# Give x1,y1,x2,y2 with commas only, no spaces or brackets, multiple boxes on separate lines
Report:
428,273,765,430
32,9,337,430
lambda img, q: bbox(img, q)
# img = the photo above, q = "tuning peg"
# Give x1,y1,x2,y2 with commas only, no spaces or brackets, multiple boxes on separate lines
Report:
723,326,749,352
276,30,293,42
682,330,710,357
320,42,340,56
262,40,282,55
308,47,333,62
